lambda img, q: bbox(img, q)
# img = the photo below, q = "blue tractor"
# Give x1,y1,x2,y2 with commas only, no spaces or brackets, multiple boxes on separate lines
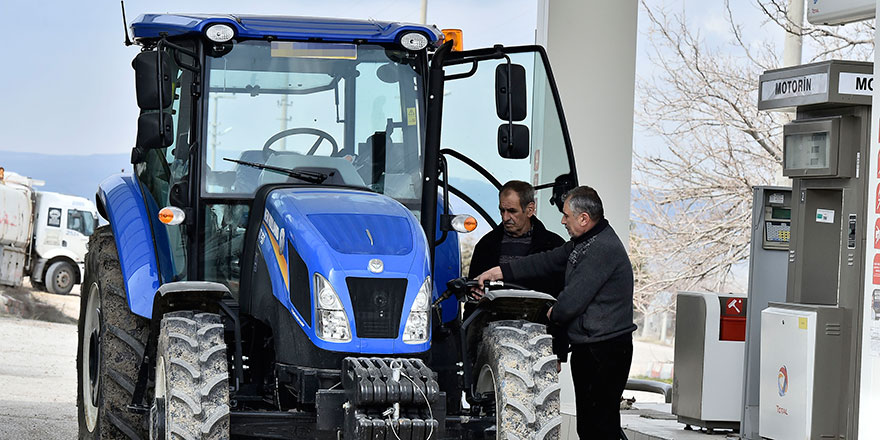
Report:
76,12,579,440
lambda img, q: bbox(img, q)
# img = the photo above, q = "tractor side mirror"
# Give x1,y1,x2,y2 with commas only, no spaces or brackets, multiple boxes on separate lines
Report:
495,63,527,121
497,123,529,159
549,173,576,213
133,51,174,110
136,112,174,149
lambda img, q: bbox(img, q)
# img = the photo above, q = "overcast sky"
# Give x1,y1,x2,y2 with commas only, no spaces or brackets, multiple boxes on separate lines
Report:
0,0,773,156
0,0,540,156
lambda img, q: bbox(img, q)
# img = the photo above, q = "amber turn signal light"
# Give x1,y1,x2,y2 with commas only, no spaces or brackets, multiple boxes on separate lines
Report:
158,206,185,226
451,214,477,233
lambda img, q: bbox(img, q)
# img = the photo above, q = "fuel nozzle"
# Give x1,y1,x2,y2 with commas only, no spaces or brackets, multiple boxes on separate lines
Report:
432,290,452,308
432,277,471,307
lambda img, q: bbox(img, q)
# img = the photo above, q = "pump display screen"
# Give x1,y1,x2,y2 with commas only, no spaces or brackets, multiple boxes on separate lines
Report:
784,132,830,170
772,207,791,220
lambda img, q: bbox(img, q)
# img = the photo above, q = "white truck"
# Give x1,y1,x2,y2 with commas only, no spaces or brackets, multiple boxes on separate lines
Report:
0,169,98,294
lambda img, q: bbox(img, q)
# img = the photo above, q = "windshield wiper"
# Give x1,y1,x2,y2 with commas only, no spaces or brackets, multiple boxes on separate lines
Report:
223,158,333,184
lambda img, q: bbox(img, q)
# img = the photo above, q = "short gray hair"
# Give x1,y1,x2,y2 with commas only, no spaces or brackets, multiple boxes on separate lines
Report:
500,180,535,211
564,186,604,220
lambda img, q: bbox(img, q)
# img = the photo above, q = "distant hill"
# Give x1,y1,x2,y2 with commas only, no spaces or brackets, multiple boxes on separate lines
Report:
0,151,130,202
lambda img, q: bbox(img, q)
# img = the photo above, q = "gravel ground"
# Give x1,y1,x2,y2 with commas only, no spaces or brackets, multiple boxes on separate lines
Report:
0,279,80,323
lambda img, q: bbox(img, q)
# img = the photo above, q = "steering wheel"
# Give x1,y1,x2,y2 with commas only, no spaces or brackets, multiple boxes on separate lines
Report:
262,127,339,156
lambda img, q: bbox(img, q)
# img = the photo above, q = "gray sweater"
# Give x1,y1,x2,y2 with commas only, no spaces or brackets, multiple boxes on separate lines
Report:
500,220,637,345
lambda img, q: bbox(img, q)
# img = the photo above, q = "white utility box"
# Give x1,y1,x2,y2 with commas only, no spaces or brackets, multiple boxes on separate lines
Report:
759,304,845,439
672,291,746,431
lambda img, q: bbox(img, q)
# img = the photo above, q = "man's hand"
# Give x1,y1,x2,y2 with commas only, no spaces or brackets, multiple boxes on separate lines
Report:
472,266,503,298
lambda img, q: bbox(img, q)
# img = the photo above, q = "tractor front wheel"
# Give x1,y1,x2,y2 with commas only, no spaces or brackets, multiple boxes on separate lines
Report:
475,320,562,440
150,311,230,440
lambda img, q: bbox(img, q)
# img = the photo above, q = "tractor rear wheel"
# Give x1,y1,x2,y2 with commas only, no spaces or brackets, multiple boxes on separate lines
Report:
150,311,230,440
77,226,150,439
475,320,562,440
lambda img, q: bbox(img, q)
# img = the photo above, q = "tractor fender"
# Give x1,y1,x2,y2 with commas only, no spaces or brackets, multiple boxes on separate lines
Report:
481,289,556,303
97,173,162,318
477,289,556,323
151,281,229,318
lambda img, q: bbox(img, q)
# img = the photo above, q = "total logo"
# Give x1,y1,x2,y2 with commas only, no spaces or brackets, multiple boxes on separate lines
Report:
778,365,789,397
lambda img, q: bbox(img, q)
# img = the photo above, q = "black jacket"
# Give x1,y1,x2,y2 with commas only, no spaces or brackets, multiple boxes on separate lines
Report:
467,217,565,295
501,220,637,344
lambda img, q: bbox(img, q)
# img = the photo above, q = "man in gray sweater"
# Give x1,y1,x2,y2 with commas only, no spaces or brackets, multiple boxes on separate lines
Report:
476,186,636,440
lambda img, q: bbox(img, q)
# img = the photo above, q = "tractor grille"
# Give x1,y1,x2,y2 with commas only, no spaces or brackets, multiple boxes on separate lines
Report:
288,243,311,326
346,277,407,339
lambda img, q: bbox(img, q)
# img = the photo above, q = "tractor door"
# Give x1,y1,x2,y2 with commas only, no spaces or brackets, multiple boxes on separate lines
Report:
438,46,578,264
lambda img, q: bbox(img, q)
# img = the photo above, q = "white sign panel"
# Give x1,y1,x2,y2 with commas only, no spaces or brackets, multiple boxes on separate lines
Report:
808,0,875,26
816,209,835,224
839,72,874,96
761,73,828,101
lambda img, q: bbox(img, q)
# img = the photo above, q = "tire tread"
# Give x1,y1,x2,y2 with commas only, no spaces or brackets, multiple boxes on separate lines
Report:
476,320,561,440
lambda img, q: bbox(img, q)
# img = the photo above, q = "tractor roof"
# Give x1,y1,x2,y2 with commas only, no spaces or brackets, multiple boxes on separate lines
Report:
130,13,443,45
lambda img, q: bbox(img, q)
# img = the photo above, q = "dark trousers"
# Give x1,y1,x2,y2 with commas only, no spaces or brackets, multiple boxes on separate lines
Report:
570,334,633,440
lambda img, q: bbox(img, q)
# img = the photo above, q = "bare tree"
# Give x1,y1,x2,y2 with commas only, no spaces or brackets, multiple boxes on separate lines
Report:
758,0,874,62
632,0,873,313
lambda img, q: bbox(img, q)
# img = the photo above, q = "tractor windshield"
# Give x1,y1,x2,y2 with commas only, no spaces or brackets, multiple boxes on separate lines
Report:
202,41,426,208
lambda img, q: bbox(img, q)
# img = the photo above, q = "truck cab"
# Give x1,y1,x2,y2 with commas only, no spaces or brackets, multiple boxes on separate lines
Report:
30,191,99,294
0,171,98,293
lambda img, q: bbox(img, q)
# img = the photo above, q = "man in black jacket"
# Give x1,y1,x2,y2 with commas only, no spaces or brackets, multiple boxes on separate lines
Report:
476,186,636,440
466,180,568,367
467,180,565,291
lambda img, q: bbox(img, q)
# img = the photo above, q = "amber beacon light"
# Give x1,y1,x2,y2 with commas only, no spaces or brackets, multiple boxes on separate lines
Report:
441,29,463,51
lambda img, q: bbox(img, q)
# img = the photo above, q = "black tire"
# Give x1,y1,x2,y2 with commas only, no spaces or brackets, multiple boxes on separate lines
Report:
475,320,562,440
47,260,76,295
77,226,150,439
151,311,230,440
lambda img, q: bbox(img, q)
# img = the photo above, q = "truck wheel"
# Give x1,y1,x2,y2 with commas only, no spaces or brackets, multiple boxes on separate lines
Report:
47,260,76,295
77,226,150,439
475,320,562,440
151,311,230,440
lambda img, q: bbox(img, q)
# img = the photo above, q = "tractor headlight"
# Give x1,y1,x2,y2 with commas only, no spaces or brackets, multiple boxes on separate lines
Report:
400,32,429,51
403,277,431,344
314,273,352,343
205,24,235,43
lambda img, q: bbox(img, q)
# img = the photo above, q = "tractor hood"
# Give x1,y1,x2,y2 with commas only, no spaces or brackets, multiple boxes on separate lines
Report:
256,187,432,354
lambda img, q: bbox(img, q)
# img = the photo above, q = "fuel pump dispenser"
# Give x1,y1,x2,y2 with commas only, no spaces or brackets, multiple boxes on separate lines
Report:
740,186,791,440
756,60,871,440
